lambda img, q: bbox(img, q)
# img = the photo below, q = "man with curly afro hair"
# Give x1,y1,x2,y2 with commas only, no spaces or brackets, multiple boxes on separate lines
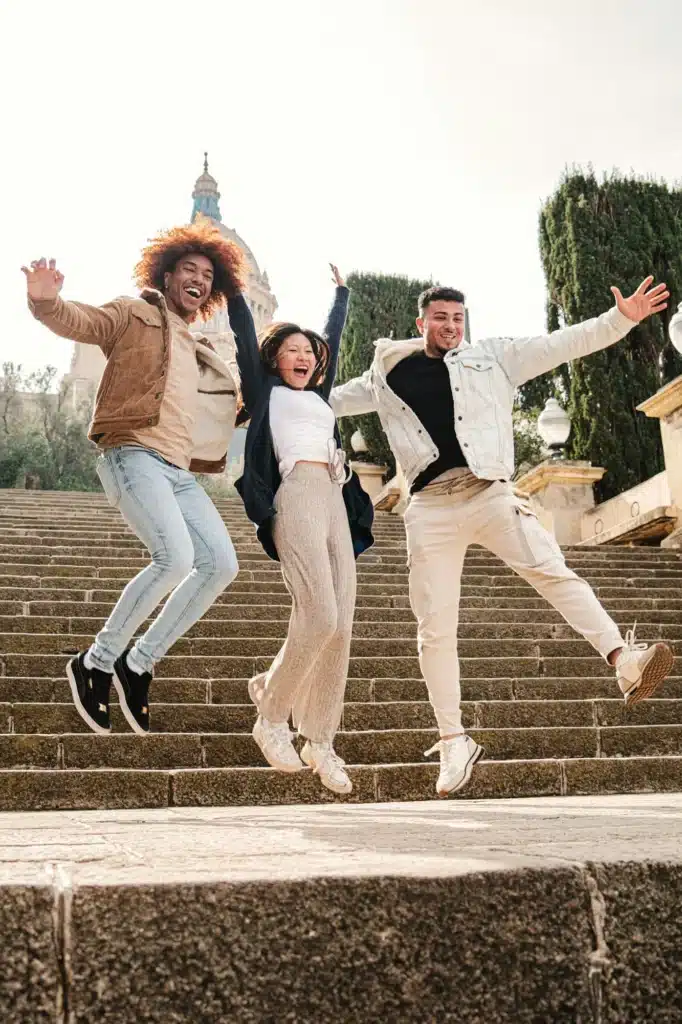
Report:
22,217,250,738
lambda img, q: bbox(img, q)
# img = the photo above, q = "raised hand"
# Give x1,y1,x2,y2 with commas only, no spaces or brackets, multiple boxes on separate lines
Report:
21,258,64,302
611,276,669,323
330,263,346,289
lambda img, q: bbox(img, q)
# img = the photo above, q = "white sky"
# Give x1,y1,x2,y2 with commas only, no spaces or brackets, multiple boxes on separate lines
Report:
1,0,681,379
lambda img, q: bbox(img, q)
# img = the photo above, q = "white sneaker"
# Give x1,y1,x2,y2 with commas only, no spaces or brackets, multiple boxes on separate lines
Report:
424,734,484,797
615,626,674,705
252,715,304,773
300,741,353,795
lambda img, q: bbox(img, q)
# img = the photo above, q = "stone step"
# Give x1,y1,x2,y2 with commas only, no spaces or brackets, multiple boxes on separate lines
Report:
3,597,682,621
1,630,680,662
0,755,680,811
2,695,680,734
2,674,682,705
4,614,682,644
4,650,681,680
4,588,682,622
1,723,681,771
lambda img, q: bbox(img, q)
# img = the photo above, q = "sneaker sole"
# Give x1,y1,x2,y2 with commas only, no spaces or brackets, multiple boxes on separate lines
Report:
252,723,304,773
112,672,149,736
624,643,674,706
437,743,485,798
300,747,352,795
66,662,111,736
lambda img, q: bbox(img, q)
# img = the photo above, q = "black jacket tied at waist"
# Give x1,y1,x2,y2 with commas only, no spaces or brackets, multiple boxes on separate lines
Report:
229,287,374,562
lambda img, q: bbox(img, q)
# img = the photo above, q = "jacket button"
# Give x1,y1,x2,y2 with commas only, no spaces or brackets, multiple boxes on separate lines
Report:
463,442,469,447
147,418,154,425
455,386,460,391
155,392,162,400
458,415,463,421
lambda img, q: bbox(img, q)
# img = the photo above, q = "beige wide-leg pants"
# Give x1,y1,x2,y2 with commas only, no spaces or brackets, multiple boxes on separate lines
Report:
256,463,357,744
405,480,625,736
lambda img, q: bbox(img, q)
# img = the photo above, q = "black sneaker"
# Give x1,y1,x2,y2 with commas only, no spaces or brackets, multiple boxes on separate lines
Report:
66,652,112,734
113,651,151,735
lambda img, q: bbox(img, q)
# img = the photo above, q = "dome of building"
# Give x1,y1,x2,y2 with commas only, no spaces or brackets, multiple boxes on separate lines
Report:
189,153,277,345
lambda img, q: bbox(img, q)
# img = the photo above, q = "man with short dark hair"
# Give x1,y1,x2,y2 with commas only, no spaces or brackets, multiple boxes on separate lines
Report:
22,218,247,736
332,276,673,796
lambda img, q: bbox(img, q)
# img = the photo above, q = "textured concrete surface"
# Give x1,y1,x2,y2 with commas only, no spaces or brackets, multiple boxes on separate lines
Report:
0,882,61,1023
0,794,681,1022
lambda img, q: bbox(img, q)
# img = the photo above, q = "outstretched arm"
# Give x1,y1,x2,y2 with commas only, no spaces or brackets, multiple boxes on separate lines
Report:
321,264,350,398
329,369,377,417
227,293,267,413
496,276,669,387
22,258,127,355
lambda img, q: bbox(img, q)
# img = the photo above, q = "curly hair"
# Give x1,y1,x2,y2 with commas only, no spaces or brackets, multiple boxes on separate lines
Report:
133,215,249,321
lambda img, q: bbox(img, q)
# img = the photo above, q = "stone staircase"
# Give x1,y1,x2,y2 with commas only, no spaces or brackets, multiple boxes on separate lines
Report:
0,488,681,811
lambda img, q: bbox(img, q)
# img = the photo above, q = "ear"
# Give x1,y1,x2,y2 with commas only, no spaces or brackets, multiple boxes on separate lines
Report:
163,272,171,292
416,316,425,337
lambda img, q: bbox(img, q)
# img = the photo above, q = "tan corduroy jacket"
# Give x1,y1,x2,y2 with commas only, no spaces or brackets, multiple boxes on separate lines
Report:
28,288,239,473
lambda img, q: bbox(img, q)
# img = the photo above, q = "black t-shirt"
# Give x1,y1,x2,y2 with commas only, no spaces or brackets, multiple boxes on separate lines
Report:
386,351,467,492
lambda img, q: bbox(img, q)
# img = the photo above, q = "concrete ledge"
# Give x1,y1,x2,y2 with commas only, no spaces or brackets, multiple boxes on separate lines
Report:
1,796,682,1022
578,505,678,546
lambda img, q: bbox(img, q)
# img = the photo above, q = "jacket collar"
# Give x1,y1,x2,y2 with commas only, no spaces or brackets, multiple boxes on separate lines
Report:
372,335,473,376
139,288,215,353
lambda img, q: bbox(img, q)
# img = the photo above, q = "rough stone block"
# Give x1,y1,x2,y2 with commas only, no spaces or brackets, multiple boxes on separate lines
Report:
0,884,60,1022
598,862,682,1024
67,868,593,1023
0,769,169,811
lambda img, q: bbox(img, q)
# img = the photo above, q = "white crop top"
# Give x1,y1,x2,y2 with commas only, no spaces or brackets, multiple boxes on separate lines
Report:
269,386,337,480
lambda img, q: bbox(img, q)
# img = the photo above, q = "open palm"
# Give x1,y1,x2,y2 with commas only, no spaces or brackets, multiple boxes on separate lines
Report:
611,276,669,323
21,257,64,302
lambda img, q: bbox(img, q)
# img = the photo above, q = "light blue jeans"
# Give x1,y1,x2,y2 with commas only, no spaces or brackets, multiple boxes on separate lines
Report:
90,446,238,674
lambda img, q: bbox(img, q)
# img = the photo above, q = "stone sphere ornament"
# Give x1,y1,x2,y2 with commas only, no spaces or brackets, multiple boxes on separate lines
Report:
350,429,368,454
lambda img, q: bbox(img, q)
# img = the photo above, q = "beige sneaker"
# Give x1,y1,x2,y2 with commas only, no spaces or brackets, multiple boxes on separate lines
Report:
424,734,484,796
252,716,304,773
615,626,674,705
300,741,352,795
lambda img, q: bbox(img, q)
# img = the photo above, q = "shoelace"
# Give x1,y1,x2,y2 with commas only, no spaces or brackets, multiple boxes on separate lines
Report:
327,439,352,486
424,736,466,759
269,721,296,752
622,623,647,656
312,746,347,774
424,741,443,758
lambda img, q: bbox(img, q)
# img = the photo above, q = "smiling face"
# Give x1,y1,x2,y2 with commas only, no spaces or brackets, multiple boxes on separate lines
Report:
163,253,215,321
417,299,467,358
274,332,318,389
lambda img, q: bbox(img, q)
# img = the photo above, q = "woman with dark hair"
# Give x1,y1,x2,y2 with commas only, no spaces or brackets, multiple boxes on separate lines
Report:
229,265,374,795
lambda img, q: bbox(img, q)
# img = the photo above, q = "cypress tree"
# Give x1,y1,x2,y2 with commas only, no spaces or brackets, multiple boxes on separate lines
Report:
336,271,434,474
522,170,682,501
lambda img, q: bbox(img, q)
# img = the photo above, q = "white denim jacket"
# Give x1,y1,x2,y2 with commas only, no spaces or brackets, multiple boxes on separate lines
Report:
330,306,637,488
669,302,682,354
